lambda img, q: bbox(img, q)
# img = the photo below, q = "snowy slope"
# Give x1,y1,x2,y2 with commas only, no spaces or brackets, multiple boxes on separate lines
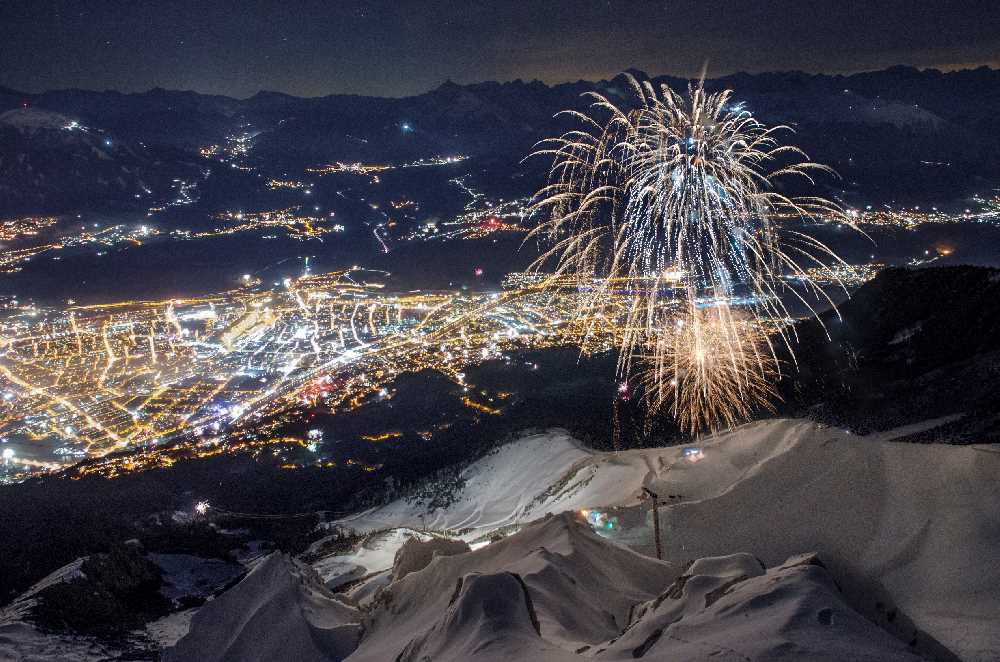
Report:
171,513,924,662
164,553,362,662
330,419,1000,661
0,108,81,132
0,622,115,662
645,420,1000,662
305,527,431,588
334,423,822,538
599,550,922,662
335,429,621,536
0,558,109,662
0,558,86,623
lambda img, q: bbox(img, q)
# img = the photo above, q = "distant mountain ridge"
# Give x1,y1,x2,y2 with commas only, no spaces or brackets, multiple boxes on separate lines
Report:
2,65,1000,213
5,64,997,111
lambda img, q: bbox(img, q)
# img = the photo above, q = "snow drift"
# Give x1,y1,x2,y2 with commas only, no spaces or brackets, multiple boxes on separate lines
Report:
332,419,1000,660
391,536,470,582
170,513,923,661
164,553,361,662
163,418,998,661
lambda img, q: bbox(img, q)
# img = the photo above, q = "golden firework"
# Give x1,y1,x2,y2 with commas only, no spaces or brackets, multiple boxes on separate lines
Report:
641,303,779,435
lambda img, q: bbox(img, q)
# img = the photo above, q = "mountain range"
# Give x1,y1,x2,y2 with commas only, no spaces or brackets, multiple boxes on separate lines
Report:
3,65,1000,213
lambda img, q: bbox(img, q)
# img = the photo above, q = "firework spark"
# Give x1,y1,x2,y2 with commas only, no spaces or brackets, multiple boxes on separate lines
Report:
641,303,779,435
528,73,852,433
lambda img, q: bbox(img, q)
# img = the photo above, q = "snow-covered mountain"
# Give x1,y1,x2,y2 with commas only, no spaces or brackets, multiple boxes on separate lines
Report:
169,516,924,662
3,66,1000,211
155,418,1000,661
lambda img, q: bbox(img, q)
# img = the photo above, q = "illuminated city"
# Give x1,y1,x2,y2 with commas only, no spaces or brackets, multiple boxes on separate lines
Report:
0,267,649,479
1,186,995,480
2,3,1000,660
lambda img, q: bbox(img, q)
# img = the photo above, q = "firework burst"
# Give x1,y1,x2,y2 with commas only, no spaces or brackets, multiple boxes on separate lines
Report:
527,73,852,434
641,303,779,435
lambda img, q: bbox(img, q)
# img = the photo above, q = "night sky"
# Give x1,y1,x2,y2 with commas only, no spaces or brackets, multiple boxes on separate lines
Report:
2,0,999,99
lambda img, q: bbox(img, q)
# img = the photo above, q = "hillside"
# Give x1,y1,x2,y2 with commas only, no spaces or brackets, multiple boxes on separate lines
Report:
2,66,1000,213
0,107,199,213
160,419,998,661
779,266,1000,441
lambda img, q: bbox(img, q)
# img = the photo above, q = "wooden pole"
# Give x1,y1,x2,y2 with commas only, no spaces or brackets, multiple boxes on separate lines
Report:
643,487,662,560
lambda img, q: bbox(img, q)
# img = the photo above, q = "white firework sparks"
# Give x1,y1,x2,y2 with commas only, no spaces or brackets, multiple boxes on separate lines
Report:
528,73,854,433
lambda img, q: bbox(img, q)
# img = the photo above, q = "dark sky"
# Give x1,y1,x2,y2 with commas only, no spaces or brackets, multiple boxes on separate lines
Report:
2,0,998,98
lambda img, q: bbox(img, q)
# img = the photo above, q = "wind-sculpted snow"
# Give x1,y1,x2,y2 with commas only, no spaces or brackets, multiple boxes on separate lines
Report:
391,536,470,582
391,571,582,662
602,551,922,661
166,513,925,661
329,418,1000,660
350,513,673,660
158,418,999,661
165,553,361,662
352,515,920,661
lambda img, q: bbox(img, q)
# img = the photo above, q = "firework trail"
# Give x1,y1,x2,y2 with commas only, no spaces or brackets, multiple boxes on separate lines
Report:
528,73,853,433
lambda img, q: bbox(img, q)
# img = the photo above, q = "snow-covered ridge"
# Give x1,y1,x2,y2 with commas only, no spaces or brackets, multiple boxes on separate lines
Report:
0,108,83,132
335,429,597,537
325,418,1000,661
165,554,361,662
0,558,86,623
169,514,924,662
153,418,1000,660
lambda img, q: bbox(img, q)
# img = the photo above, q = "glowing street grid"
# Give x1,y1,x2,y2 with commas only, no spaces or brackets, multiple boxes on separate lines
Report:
0,268,699,475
